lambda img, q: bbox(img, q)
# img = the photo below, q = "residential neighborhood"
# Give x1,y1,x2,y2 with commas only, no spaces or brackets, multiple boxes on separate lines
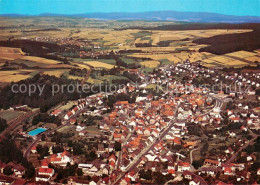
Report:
0,59,259,185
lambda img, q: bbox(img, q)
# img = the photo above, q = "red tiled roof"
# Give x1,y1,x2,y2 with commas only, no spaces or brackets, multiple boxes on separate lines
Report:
41,159,50,167
38,168,54,174
205,159,219,165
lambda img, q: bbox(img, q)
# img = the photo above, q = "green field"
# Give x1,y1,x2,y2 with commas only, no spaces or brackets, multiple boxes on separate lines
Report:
0,110,24,122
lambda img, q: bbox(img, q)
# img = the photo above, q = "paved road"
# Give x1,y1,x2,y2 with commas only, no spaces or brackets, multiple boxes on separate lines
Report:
117,132,133,170
112,95,224,184
24,123,68,159
23,103,89,159
189,146,202,165
224,129,258,165
112,119,185,185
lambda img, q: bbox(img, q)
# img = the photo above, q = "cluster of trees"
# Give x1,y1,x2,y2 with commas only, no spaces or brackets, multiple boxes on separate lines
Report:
0,74,105,112
69,141,97,161
245,136,260,154
135,43,152,47
221,64,260,73
157,40,172,47
187,123,202,136
50,131,75,144
0,118,7,133
0,139,35,178
36,145,50,159
192,158,205,169
32,113,61,125
114,56,140,69
139,23,260,31
103,93,137,108
139,169,172,184
36,144,64,159
122,71,141,83
81,115,102,126
69,68,87,77
54,163,78,183
118,49,142,54
0,39,70,62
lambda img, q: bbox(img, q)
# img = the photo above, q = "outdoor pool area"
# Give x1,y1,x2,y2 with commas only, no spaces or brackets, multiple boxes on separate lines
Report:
28,128,47,136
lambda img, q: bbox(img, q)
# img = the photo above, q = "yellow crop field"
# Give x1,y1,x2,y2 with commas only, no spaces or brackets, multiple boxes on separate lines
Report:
226,51,257,58
226,60,249,66
152,35,160,45
21,56,59,64
140,60,160,68
76,64,91,70
245,56,260,62
86,77,103,84
84,61,115,69
201,57,254,68
67,75,85,81
207,56,234,63
0,47,25,55
43,70,67,77
0,75,31,83
0,70,31,83
0,47,25,60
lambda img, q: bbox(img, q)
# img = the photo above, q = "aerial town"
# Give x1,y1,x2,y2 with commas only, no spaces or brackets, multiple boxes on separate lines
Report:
0,59,259,184
0,1,260,185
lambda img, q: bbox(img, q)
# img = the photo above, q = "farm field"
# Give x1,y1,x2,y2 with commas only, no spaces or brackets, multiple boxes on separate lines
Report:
201,50,259,68
43,69,69,77
0,110,24,122
86,77,103,84
140,60,160,68
0,70,33,83
84,61,116,69
225,50,258,58
97,75,130,83
0,18,259,87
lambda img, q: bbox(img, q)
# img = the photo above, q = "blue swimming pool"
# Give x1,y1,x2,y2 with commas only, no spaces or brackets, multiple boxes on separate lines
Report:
28,128,47,136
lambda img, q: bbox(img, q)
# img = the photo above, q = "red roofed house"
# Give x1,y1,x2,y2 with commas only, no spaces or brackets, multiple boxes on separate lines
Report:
204,159,221,167
38,168,54,177
51,109,61,116
31,146,37,154
41,159,50,168
224,167,234,176
177,161,191,172
64,111,73,120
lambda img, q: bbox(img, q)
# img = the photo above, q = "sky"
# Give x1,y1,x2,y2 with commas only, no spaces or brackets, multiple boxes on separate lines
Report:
0,0,259,17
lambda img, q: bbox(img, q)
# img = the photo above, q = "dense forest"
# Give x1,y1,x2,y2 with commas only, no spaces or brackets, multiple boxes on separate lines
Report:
123,23,260,31
193,28,260,54
0,118,8,133
32,113,61,125
0,74,106,112
0,39,73,62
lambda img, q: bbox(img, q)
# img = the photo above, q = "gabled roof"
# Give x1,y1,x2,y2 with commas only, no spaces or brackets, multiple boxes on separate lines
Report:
38,168,54,174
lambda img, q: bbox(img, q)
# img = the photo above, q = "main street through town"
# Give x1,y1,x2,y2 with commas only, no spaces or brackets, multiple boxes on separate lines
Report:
112,95,224,185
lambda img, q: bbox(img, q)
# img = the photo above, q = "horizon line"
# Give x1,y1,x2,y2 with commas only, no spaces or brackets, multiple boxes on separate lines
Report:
1,10,260,18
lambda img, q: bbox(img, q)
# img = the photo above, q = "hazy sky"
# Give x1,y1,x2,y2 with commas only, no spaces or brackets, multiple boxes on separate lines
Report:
0,0,259,16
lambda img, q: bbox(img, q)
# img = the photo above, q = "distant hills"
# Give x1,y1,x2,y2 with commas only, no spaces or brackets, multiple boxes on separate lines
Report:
1,11,260,23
